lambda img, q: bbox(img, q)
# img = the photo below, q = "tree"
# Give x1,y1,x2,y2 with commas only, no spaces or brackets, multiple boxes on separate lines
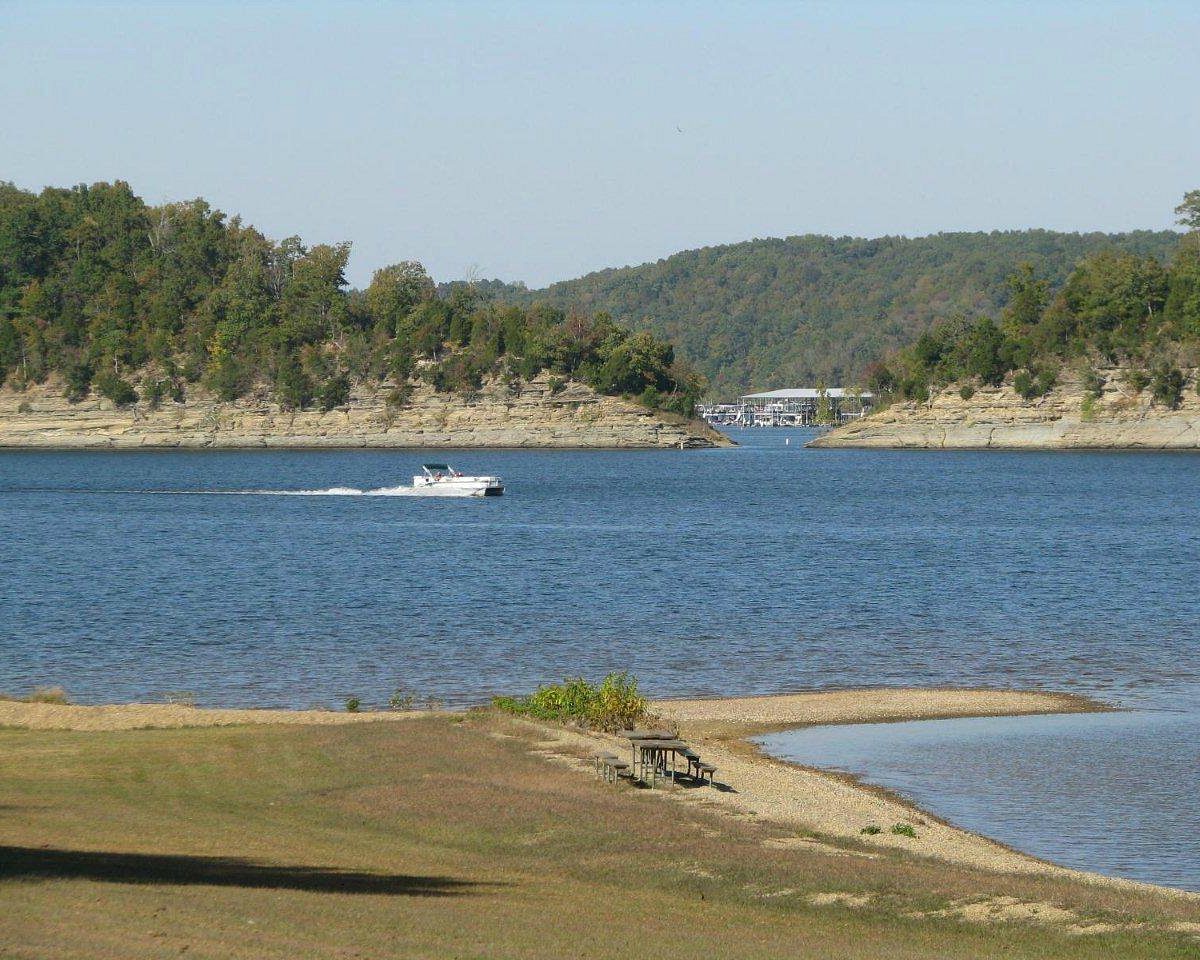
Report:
814,382,834,424
1176,189,1200,231
274,354,313,410
1165,238,1200,335
1002,263,1049,332
961,318,1010,386
365,261,435,334
93,370,138,406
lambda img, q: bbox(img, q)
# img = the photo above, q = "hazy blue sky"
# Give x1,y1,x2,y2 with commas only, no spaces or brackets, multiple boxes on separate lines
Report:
3,1,1197,288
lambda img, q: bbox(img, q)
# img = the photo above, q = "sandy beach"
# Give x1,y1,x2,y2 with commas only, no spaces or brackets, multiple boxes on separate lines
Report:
0,699,428,731
511,687,1193,896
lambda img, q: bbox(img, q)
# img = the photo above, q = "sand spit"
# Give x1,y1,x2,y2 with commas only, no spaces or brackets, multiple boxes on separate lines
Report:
0,700,426,731
523,687,1197,901
653,686,1105,738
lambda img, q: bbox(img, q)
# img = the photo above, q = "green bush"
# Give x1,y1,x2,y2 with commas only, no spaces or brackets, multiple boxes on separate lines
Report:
275,357,313,410
344,696,361,713
1082,367,1106,400
317,371,352,411
891,823,917,838
492,672,648,733
860,825,882,835
1013,370,1035,399
1150,364,1185,409
1122,369,1151,394
1014,367,1056,401
386,382,413,409
63,360,93,402
94,371,138,407
958,384,975,401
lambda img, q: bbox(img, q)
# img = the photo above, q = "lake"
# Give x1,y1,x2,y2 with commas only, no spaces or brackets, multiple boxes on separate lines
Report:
2,428,1198,886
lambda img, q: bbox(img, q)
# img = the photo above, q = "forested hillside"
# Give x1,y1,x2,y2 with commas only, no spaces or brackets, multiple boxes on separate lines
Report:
492,230,1180,396
0,181,701,415
871,192,1200,410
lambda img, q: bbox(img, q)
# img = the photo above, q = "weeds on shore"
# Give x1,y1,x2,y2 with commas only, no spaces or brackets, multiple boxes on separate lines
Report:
891,823,918,838
388,689,445,711
492,672,648,732
2,685,72,704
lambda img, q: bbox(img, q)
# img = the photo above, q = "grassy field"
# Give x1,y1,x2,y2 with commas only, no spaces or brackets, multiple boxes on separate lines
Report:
1,713,1197,959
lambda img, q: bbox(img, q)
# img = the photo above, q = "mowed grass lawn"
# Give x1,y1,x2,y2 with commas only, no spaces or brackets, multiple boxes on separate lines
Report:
1,714,1196,960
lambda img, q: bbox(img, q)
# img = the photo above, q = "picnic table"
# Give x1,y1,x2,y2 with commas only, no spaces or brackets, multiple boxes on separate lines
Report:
606,729,718,788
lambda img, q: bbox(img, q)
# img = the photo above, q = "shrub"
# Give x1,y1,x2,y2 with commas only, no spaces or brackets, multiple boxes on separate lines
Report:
63,360,94,402
94,371,138,407
1150,364,1185,409
547,376,566,395
28,685,70,704
891,823,917,838
275,358,313,410
860,825,882,835
1122,369,1151,394
638,385,661,408
1013,370,1035,399
386,382,413,409
388,689,415,711
1014,367,1055,401
492,672,648,733
959,384,975,401
143,378,168,410
344,696,361,713
316,371,352,411
1082,367,1106,400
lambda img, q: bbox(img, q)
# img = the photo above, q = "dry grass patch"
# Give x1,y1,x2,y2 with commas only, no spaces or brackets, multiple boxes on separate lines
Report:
0,712,1196,959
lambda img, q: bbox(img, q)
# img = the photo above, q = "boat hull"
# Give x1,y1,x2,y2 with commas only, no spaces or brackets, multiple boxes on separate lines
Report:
411,475,504,497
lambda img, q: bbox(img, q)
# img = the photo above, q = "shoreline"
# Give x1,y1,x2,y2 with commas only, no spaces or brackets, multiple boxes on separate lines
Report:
809,370,1200,450
0,376,730,451
591,688,1195,900
4,686,1193,902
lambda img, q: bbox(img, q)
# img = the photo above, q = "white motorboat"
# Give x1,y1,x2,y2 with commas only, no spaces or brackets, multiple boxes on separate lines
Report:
412,463,504,497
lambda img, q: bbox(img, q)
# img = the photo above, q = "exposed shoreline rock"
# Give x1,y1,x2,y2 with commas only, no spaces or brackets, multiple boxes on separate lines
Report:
810,367,1200,450
0,374,731,450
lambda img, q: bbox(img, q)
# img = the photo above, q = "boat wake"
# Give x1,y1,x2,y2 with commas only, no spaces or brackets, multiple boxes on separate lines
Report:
228,485,481,498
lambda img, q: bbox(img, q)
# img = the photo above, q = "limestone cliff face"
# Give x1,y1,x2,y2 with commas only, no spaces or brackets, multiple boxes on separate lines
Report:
810,368,1200,449
0,375,730,449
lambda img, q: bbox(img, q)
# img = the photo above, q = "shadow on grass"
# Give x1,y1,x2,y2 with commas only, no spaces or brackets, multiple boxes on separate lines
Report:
0,845,496,896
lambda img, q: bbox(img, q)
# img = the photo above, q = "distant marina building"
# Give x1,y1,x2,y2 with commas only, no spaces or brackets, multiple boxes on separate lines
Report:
697,387,873,427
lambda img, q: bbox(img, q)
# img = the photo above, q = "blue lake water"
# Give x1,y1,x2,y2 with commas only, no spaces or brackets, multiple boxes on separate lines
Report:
1,428,1198,886
758,710,1200,890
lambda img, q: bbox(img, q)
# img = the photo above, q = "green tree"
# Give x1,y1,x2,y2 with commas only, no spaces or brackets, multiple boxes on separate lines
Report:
274,355,313,410
365,261,435,334
1176,189,1200,230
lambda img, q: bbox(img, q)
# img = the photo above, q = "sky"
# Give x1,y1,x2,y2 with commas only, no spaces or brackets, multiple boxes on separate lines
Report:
2,1,1198,289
